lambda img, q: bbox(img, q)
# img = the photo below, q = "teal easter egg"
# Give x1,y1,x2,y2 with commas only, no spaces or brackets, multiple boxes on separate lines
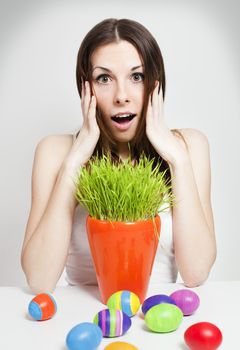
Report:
107,290,140,317
145,303,183,333
93,308,131,337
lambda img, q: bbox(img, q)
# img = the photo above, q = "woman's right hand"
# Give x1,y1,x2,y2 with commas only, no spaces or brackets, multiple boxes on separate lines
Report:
63,80,100,178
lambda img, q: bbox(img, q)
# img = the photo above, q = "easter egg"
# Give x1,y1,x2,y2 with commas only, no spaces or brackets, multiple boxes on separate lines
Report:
28,293,57,321
66,322,102,350
141,294,176,315
170,289,200,315
145,303,183,333
104,341,139,350
184,322,223,350
93,308,131,337
107,290,140,317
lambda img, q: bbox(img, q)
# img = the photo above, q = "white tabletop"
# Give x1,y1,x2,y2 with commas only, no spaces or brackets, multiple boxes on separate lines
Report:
0,281,238,349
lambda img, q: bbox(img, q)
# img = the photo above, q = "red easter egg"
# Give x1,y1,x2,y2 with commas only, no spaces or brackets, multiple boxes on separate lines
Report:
28,293,57,321
184,322,223,350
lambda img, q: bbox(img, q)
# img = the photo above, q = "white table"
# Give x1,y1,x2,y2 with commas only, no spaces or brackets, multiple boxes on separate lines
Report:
0,281,238,349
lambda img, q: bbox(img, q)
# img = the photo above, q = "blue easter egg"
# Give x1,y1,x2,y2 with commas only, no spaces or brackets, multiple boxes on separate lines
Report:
66,322,102,350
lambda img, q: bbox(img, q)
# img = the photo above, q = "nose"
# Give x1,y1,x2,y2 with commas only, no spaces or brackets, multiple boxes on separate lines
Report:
114,82,130,105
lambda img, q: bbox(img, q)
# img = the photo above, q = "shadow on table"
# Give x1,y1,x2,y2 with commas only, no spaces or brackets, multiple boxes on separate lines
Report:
138,320,189,350
20,283,102,301
20,286,35,295
76,283,101,301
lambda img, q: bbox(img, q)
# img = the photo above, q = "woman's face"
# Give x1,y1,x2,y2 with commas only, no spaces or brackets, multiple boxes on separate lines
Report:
91,40,145,151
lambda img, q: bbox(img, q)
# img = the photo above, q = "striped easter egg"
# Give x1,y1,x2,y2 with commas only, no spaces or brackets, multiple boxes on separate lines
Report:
107,290,140,317
28,293,57,321
93,308,131,337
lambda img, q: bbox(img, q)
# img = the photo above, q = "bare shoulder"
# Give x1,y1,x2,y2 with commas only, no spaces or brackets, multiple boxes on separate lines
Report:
171,128,210,152
35,134,74,168
36,134,74,152
179,127,209,143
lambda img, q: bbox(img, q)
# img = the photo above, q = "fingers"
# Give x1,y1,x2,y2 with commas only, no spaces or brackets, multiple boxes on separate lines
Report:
83,81,90,114
159,82,164,104
146,93,153,123
81,80,96,118
88,95,97,121
152,80,164,120
158,82,164,117
150,81,159,119
81,77,85,97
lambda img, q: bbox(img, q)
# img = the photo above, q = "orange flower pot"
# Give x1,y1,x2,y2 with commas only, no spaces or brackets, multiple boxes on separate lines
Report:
86,215,161,304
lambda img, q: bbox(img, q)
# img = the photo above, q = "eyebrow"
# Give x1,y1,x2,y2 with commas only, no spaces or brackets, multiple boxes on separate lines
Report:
92,65,144,73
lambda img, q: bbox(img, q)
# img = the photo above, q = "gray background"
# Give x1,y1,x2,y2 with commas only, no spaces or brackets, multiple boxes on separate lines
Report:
0,0,239,286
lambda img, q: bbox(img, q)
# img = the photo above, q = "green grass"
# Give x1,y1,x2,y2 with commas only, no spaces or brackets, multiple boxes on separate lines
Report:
73,153,174,222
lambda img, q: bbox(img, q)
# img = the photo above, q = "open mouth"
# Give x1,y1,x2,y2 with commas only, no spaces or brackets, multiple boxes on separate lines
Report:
111,114,136,124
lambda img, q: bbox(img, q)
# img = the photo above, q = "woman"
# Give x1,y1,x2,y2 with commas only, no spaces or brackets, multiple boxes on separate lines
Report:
21,18,216,293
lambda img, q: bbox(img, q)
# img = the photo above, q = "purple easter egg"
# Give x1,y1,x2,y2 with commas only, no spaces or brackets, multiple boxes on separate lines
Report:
141,294,176,315
93,308,131,337
169,289,200,315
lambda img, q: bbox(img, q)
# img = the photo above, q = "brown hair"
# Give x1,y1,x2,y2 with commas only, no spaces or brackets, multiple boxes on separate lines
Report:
76,18,186,179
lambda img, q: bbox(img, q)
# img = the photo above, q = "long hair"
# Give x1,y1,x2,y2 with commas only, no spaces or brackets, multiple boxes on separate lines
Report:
76,18,185,179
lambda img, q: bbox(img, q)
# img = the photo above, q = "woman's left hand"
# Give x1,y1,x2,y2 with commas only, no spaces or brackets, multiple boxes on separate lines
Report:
146,81,188,166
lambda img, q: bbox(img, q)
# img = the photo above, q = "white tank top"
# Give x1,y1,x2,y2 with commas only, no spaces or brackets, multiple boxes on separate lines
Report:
65,204,178,286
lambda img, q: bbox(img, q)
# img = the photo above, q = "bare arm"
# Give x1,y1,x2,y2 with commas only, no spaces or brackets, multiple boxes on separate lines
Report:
21,136,78,293
146,82,216,286
170,128,216,287
21,81,99,293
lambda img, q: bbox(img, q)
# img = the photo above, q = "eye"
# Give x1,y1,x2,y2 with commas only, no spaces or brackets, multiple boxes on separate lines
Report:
95,74,111,84
132,72,144,82
94,72,144,84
